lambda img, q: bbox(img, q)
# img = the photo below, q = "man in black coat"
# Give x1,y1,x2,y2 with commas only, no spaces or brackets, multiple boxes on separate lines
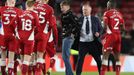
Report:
76,1,102,75
60,1,79,75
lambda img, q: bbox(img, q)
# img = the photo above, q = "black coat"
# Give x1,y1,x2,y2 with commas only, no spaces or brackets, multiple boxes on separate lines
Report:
61,10,79,38
72,16,103,54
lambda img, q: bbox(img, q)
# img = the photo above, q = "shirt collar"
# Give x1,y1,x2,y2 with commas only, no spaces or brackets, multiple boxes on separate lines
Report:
84,15,91,19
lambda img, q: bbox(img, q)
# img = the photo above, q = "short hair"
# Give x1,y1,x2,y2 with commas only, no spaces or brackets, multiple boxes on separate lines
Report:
60,0,70,6
108,0,116,8
81,0,91,6
26,0,35,7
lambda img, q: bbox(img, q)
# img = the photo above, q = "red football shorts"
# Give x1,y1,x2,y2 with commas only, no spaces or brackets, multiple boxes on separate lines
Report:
19,40,34,55
103,33,121,53
1,35,17,52
35,32,50,52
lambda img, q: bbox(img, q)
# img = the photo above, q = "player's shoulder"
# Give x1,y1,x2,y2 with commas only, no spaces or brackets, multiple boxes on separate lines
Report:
104,10,111,16
14,7,23,15
30,10,38,18
0,6,8,11
31,10,37,16
44,4,54,11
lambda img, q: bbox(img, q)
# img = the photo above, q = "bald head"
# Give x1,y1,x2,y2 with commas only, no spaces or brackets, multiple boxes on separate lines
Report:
107,0,116,10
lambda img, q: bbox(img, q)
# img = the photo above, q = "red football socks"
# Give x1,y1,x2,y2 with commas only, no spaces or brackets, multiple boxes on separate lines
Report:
14,60,19,75
50,58,55,68
116,65,121,75
42,63,46,75
1,66,7,75
35,63,43,75
33,65,36,75
8,68,14,75
21,64,28,75
100,65,107,75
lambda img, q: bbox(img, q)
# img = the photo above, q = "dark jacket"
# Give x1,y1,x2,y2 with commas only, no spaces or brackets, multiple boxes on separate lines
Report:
61,10,79,38
72,15,103,54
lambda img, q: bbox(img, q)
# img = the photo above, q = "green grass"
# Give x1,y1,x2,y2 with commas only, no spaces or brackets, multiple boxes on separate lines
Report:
51,72,134,75
0,72,134,75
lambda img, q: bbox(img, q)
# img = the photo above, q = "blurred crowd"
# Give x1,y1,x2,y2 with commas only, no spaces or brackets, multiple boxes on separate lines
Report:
0,0,134,55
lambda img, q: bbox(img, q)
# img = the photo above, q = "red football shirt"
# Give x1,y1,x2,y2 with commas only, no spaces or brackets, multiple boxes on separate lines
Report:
33,2,54,34
14,10,40,40
0,6,22,36
103,9,124,34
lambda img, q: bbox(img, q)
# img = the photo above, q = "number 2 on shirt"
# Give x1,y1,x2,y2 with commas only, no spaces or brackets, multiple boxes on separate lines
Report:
114,18,119,30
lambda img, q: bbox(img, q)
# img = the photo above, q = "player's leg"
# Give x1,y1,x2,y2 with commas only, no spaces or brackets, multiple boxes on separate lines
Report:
113,36,121,75
28,53,36,75
0,37,7,75
21,41,34,75
0,49,7,75
8,38,18,75
14,40,21,75
42,53,46,75
21,55,31,75
33,53,37,75
36,34,49,75
114,51,121,75
101,34,114,75
101,49,111,75
32,41,37,75
46,41,56,75
36,41,46,75
14,53,21,75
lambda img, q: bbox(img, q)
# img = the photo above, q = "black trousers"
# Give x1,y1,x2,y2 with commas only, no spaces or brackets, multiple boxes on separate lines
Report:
76,41,102,75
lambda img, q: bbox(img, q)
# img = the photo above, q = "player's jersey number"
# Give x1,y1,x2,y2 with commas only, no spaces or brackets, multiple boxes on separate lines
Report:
113,18,119,30
34,11,46,24
3,14,16,25
21,19,32,31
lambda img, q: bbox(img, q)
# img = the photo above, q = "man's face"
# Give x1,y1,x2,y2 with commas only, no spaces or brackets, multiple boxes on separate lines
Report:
7,0,15,7
82,4,92,16
60,5,69,13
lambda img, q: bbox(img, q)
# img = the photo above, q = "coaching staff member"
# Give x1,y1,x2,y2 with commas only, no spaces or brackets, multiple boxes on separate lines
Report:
76,1,102,75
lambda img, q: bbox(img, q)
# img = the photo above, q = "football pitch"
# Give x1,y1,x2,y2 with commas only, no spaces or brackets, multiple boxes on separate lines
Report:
50,72,134,75
1,72,134,75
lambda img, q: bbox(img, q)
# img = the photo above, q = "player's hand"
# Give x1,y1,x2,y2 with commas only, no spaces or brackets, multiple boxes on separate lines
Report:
95,32,100,37
71,33,75,39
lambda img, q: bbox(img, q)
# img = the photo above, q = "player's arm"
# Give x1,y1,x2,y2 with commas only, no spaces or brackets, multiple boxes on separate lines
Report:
49,15,58,45
103,12,109,33
48,8,58,45
9,12,20,35
34,13,41,34
9,17,18,31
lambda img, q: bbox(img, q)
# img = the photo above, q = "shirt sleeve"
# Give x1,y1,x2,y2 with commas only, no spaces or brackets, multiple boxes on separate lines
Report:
50,15,58,45
103,12,109,25
120,13,125,25
34,13,41,33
